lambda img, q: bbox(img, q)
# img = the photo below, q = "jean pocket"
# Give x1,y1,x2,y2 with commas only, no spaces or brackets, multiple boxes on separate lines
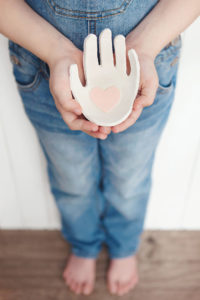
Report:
46,0,133,19
8,40,42,91
155,34,182,66
157,79,174,95
155,35,182,95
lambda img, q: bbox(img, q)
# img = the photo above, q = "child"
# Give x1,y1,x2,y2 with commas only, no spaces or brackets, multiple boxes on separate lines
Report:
0,0,199,296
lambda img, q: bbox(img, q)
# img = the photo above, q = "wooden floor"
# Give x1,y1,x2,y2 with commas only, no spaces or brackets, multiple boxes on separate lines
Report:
0,230,200,300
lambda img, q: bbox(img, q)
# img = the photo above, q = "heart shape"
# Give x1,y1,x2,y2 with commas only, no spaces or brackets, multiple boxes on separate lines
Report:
89,86,120,113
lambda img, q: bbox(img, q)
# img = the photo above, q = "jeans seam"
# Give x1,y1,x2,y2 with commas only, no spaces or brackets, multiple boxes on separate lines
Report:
94,20,96,35
49,11,127,20
47,0,133,19
88,20,97,35
16,70,42,92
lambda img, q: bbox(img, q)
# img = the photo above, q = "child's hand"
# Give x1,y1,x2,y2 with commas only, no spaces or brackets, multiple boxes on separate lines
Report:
69,29,140,128
111,49,159,133
48,44,111,139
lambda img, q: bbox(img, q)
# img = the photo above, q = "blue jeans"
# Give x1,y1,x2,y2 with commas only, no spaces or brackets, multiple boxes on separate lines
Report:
8,0,182,258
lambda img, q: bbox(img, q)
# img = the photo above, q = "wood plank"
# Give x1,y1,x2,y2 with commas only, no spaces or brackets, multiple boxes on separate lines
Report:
0,289,200,300
1,230,200,261
0,230,200,300
0,230,68,259
1,259,200,289
140,230,200,262
1,289,200,300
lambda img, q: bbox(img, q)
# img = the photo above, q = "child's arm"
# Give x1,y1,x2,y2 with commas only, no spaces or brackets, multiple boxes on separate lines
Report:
0,0,75,66
112,0,200,133
127,0,200,61
0,0,109,139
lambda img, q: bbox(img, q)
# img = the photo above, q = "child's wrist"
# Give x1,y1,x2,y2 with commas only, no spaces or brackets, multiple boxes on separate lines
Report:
125,30,161,61
46,35,77,68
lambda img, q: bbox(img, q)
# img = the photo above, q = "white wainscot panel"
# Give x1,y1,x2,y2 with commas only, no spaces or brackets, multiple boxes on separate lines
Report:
145,19,200,229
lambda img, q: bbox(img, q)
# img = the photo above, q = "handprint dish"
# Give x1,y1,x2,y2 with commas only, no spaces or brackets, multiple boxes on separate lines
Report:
69,28,140,127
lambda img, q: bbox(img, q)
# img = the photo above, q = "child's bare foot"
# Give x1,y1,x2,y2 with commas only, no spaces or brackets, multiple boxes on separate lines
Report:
107,254,138,296
63,253,96,295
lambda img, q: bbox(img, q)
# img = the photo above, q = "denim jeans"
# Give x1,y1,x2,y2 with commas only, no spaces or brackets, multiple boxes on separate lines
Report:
8,0,182,258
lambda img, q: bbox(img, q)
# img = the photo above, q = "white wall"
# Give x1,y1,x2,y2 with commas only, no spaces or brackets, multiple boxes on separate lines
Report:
0,19,200,230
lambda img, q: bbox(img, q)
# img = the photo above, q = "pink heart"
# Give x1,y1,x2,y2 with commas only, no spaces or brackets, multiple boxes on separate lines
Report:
89,86,120,113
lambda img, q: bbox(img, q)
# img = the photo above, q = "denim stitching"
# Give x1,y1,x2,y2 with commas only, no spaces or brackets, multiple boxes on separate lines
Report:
89,20,91,34
47,0,133,14
170,56,179,67
88,20,96,35
94,20,96,35
155,46,181,65
17,70,42,92
9,47,41,69
157,82,174,94
87,21,90,34
47,0,133,19
49,10,129,20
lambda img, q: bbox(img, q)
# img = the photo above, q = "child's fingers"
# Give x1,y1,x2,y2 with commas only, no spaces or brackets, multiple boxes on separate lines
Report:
50,74,83,114
60,99,82,114
133,94,154,111
54,98,81,119
60,110,98,132
64,113,107,138
73,118,99,132
53,88,82,114
133,79,158,110
57,102,100,132
83,130,108,139
111,107,143,133
99,126,111,134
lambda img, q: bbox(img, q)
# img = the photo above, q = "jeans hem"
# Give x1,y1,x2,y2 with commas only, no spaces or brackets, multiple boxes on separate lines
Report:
108,249,138,259
60,227,103,259
107,242,140,259
71,247,101,259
